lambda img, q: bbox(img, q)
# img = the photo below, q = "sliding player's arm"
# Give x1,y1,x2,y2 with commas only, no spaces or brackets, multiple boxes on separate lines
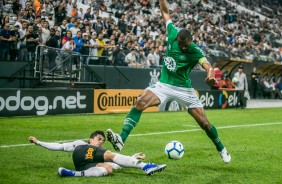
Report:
29,136,86,152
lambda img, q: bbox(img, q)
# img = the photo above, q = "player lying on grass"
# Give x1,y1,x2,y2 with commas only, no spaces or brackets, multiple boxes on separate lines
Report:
28,130,166,177
106,0,231,164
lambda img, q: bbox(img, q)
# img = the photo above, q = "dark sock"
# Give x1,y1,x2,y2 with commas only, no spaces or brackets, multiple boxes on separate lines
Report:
205,124,224,151
120,107,142,142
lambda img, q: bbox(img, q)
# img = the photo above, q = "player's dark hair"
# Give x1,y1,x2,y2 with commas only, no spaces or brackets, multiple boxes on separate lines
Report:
178,29,192,40
89,130,105,139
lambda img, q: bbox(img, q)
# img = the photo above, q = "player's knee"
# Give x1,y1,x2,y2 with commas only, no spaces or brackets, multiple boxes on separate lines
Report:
104,151,115,161
195,116,210,130
135,98,146,111
200,120,210,131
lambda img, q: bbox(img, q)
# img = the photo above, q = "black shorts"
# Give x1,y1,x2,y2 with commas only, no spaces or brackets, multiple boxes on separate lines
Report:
72,144,107,171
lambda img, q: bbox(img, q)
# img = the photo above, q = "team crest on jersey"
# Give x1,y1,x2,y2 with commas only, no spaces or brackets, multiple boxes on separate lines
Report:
164,57,176,72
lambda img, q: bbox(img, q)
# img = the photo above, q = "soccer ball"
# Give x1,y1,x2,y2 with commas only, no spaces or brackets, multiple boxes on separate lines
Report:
164,141,184,159
232,77,239,83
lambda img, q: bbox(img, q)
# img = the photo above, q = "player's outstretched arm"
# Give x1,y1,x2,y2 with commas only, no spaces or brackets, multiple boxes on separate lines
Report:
28,136,84,152
159,0,171,23
29,136,38,144
202,61,217,86
29,136,65,151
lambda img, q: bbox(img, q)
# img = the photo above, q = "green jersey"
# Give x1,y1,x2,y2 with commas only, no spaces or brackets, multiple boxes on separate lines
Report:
159,20,206,88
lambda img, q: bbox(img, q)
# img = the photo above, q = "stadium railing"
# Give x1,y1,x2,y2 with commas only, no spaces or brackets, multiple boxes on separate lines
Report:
34,46,106,87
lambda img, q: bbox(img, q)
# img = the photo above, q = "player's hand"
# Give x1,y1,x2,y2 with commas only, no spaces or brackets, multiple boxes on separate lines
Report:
132,152,146,160
205,77,217,86
29,136,38,144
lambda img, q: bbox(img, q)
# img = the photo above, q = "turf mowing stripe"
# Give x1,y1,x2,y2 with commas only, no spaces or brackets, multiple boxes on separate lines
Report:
1,122,282,148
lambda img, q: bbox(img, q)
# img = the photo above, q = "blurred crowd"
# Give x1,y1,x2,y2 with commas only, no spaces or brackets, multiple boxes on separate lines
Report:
212,64,282,100
0,0,281,67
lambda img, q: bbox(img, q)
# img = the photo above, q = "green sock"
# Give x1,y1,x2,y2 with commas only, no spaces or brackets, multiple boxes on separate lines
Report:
120,107,142,142
205,124,224,151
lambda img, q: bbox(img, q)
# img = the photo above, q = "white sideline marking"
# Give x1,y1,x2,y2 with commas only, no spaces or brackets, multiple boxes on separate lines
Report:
1,122,282,148
182,125,198,127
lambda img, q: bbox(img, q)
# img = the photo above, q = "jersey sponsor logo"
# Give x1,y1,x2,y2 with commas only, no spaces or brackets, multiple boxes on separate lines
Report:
164,57,176,72
85,148,94,159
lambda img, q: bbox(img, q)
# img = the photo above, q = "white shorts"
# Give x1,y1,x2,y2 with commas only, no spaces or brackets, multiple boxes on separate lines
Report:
147,82,203,109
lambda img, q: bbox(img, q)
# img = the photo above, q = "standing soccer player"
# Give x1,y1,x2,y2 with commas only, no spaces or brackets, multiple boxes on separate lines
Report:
107,0,231,163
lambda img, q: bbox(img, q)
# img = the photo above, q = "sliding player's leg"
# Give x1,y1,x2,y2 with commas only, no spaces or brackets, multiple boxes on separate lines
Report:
58,163,111,177
103,151,166,176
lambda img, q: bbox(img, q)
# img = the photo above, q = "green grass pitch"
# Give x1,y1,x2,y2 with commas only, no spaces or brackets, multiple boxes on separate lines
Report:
0,108,281,184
